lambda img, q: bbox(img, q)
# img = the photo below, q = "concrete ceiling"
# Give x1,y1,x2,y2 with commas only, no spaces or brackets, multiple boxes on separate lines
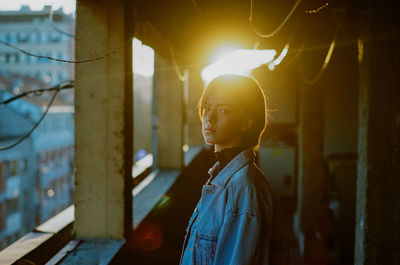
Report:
132,0,350,67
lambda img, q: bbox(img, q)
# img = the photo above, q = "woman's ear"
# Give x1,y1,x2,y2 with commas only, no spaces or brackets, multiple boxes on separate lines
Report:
241,119,253,132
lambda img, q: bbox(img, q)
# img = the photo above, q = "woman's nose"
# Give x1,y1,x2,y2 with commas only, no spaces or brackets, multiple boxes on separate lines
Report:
205,109,216,122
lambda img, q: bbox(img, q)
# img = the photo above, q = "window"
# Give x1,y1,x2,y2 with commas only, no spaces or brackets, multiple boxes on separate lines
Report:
21,159,28,173
9,160,18,177
51,150,57,162
57,71,63,83
0,201,6,230
51,33,61,43
6,197,19,215
35,32,42,43
8,53,16,64
25,54,31,63
18,32,29,43
132,38,155,159
0,162,6,192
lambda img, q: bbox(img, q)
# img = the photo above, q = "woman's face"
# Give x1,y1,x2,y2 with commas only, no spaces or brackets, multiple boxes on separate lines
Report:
202,88,250,151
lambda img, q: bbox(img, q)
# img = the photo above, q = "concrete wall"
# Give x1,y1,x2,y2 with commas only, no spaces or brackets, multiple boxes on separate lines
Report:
153,53,183,169
355,7,400,265
74,0,132,239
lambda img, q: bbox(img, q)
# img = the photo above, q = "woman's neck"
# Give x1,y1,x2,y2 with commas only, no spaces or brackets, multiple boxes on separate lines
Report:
213,146,247,171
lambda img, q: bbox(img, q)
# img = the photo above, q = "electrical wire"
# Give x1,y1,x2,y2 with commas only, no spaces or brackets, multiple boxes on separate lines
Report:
280,42,305,69
0,34,133,64
0,86,64,151
298,11,345,85
0,80,74,105
299,40,336,85
305,0,332,14
249,0,302,38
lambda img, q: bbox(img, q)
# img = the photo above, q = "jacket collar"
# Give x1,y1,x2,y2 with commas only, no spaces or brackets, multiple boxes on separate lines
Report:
208,148,255,188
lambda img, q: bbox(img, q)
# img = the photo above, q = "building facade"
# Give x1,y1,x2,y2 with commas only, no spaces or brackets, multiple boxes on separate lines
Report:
0,5,74,88
0,80,74,249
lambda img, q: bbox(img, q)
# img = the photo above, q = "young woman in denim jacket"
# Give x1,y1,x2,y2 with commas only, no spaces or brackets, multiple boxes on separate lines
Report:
180,75,287,265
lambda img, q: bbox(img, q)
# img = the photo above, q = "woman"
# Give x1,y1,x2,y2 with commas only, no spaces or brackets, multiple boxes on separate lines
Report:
180,74,286,265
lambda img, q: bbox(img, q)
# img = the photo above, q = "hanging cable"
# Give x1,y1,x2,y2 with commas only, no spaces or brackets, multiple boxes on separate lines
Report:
281,42,305,68
299,40,335,85
0,34,133,64
49,8,75,38
298,11,345,85
0,80,74,105
249,0,302,38
0,83,67,151
305,0,332,14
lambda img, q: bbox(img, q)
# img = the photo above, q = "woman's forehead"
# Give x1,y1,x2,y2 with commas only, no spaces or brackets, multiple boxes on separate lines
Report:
204,87,241,105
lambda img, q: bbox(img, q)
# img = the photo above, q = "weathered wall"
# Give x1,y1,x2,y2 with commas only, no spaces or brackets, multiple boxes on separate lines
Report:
355,4,400,265
74,0,132,239
153,53,183,169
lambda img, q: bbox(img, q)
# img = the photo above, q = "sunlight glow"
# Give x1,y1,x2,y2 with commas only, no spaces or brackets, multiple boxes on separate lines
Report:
209,45,243,64
201,49,276,84
133,38,155,77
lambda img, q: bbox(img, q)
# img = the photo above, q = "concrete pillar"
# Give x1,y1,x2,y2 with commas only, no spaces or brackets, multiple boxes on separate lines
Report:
187,69,204,147
355,5,400,265
295,13,338,262
74,0,133,239
153,54,183,169
296,80,328,261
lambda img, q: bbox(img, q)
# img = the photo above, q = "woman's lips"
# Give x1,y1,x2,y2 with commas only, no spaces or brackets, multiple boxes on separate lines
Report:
204,128,216,133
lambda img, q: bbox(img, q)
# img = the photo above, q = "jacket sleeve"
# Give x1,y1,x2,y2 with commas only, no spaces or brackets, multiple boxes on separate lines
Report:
212,185,273,265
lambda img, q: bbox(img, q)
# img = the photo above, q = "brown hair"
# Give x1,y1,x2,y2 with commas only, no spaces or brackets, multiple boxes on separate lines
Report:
198,74,267,150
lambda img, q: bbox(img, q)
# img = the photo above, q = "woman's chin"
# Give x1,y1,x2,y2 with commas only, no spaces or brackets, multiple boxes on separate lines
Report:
203,137,217,146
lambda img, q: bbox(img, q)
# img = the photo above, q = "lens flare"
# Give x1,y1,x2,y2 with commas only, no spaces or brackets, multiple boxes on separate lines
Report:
132,220,163,252
201,49,276,84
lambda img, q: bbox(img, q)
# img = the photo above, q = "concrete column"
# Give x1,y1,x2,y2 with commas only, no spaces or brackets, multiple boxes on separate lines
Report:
355,6,400,265
296,80,328,261
186,69,205,147
153,54,183,169
74,0,133,239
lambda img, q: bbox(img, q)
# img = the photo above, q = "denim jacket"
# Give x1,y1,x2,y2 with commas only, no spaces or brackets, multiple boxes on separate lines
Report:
180,148,275,265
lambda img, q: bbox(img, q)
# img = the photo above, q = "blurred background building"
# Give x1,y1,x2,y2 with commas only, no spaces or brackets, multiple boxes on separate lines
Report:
0,5,74,101
0,6,75,249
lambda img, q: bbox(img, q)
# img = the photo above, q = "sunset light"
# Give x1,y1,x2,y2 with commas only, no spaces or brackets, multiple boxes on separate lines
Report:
201,49,276,84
